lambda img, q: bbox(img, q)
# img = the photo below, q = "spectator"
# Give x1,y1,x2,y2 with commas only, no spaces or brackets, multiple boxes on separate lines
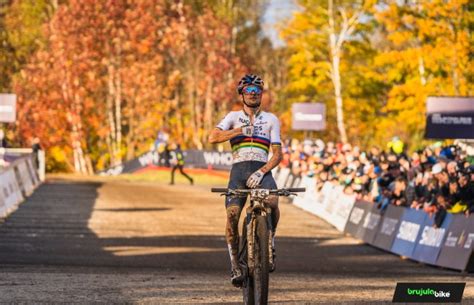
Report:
447,161,458,179
0,130,7,148
31,137,42,170
277,138,472,222
387,136,405,156
169,143,194,186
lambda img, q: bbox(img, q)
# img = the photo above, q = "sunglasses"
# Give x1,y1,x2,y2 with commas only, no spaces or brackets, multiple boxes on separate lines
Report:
243,86,262,94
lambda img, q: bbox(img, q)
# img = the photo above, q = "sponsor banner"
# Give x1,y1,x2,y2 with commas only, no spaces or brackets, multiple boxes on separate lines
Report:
360,206,383,244
25,156,40,186
425,96,474,139
190,150,233,170
412,213,453,265
100,149,233,175
285,174,301,189
100,150,166,175
291,103,326,131
372,205,404,251
347,201,382,244
0,168,23,218
393,282,465,303
0,172,6,217
291,176,302,188
344,201,370,237
275,167,291,188
293,180,354,232
391,209,427,258
0,93,16,123
292,176,317,213
15,160,35,196
323,185,344,216
436,214,474,271
329,192,356,232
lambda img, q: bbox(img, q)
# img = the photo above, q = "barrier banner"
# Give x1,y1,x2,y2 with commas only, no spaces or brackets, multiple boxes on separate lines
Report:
323,185,343,215
391,209,427,258
330,193,356,232
15,160,35,196
275,167,290,188
0,169,23,218
100,149,234,175
350,202,383,243
186,150,233,170
344,201,370,237
314,182,328,207
292,176,317,213
287,174,301,188
0,172,6,217
100,150,166,175
361,206,383,244
26,156,40,186
411,213,453,265
372,205,404,251
436,214,474,271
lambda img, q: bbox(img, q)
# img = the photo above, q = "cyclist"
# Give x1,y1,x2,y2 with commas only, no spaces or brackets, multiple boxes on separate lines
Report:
208,74,282,287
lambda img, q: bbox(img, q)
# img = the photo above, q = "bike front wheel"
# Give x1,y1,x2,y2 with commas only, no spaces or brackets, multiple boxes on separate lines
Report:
253,215,269,304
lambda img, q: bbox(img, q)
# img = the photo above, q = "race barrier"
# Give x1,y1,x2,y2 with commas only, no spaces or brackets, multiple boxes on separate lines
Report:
100,149,233,175
273,169,474,272
0,150,43,220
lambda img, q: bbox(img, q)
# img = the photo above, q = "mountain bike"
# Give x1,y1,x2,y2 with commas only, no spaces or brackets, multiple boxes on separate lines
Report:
211,187,305,305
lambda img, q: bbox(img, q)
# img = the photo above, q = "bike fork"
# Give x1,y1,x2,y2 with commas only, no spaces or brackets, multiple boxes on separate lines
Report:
266,210,273,269
246,208,255,274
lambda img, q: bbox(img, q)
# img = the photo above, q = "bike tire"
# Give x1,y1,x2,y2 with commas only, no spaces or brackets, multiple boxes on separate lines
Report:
253,215,269,304
241,221,255,305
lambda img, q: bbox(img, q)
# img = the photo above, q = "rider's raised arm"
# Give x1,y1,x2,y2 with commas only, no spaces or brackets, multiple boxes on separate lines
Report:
208,127,243,144
209,112,244,144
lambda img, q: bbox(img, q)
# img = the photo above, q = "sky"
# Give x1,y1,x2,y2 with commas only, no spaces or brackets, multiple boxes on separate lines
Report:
261,0,300,48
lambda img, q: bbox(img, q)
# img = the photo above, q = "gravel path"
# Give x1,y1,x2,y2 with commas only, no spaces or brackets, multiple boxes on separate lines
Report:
0,177,472,304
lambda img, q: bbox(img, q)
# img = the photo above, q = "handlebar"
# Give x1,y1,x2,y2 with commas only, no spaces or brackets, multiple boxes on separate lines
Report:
211,187,306,196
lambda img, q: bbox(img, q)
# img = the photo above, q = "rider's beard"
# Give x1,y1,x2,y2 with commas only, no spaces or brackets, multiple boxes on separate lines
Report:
242,95,261,108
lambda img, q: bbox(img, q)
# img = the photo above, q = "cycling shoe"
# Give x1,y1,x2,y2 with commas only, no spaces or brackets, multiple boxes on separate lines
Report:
230,267,245,287
269,248,276,273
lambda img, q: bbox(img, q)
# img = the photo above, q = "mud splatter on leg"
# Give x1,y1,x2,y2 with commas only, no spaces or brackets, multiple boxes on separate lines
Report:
225,205,242,269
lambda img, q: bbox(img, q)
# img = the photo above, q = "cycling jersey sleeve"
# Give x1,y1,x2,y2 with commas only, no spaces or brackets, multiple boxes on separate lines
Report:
216,112,234,130
270,114,281,145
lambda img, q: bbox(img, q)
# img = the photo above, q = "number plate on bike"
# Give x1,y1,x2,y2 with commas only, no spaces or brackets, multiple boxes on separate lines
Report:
250,189,270,200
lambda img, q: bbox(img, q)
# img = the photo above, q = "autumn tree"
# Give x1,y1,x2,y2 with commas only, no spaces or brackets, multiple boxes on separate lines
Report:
373,0,473,148
12,0,249,172
282,0,378,144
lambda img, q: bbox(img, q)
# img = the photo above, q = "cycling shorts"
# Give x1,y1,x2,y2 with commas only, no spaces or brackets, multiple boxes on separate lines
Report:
225,161,277,208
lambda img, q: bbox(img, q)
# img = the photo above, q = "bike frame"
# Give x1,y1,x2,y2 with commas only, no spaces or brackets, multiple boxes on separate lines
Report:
211,187,305,304
245,189,273,275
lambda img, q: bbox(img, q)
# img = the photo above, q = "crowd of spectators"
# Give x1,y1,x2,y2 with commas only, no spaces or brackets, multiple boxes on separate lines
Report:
278,138,474,227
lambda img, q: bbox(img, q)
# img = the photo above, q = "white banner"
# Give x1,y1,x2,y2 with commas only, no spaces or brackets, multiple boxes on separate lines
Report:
0,168,23,218
292,179,355,232
16,160,35,196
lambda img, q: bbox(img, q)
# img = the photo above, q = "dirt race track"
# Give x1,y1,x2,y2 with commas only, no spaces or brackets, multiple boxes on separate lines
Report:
0,176,473,304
